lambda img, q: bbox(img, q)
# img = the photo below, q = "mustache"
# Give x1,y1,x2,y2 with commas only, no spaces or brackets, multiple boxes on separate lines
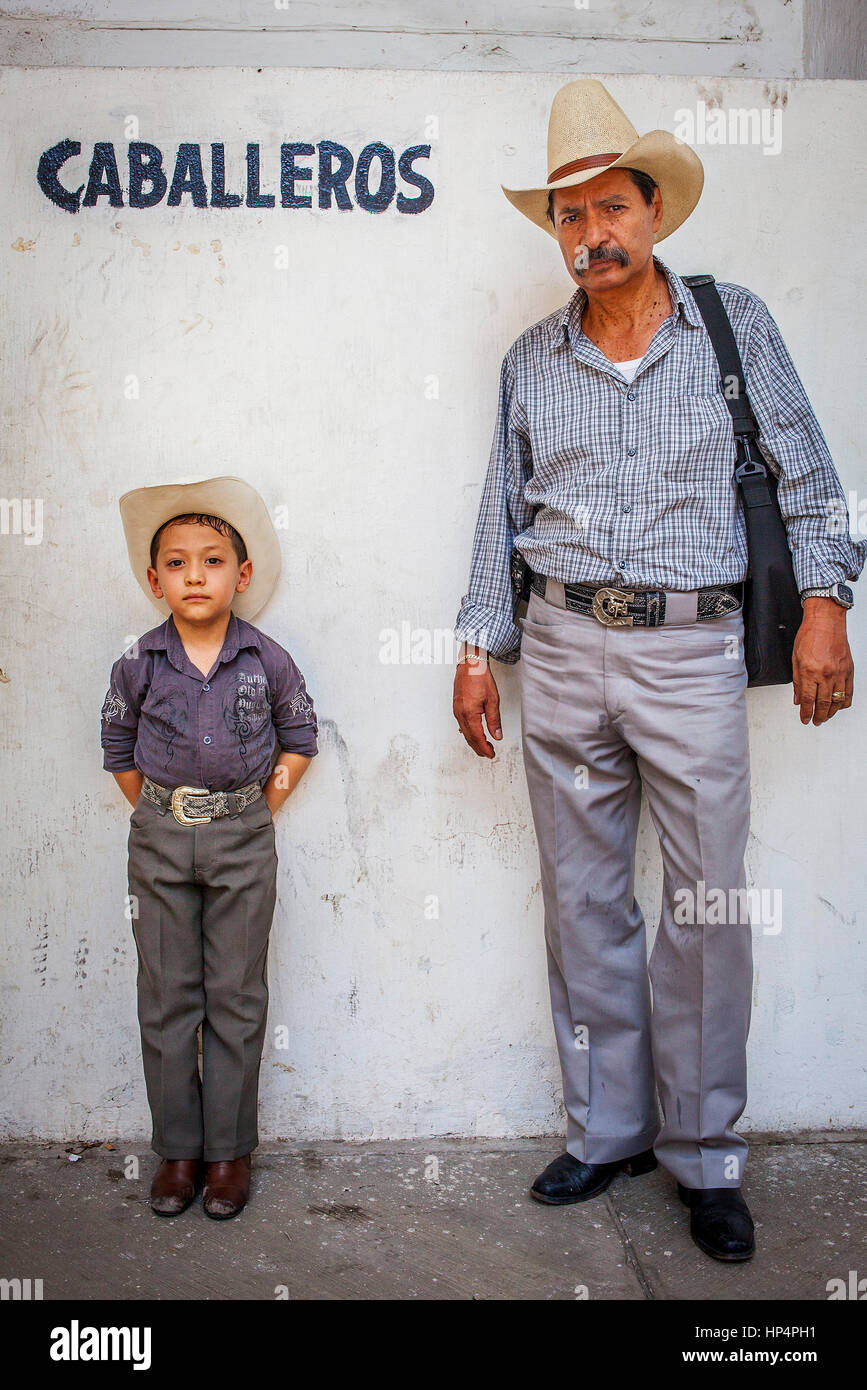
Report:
573,245,629,272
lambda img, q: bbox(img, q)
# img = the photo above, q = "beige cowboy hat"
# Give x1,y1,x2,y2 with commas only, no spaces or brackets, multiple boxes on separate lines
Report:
119,475,282,621
502,78,704,241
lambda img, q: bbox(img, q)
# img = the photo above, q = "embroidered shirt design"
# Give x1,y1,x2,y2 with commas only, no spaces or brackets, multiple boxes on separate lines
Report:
146,688,189,770
223,671,272,771
101,685,128,724
289,690,315,722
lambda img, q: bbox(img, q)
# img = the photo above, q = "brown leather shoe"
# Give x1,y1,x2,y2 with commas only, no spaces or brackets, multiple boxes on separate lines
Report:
202,1154,252,1219
150,1158,202,1216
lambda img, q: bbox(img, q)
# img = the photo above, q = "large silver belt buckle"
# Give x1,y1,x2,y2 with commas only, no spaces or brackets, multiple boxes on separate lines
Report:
591,586,635,627
170,785,212,825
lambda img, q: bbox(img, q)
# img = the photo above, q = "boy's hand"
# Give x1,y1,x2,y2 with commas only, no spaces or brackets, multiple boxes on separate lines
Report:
113,769,144,808
264,752,314,814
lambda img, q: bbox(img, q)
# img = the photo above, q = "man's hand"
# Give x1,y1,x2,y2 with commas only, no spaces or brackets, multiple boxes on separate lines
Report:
453,650,503,757
792,598,854,726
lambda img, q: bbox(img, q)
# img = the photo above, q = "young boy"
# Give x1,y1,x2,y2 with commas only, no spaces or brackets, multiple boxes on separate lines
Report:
100,477,318,1219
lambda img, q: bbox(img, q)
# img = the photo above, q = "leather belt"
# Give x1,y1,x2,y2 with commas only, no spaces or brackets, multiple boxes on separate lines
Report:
141,776,263,824
529,572,744,627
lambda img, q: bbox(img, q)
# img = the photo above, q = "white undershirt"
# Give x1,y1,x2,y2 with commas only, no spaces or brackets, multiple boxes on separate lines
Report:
612,357,642,384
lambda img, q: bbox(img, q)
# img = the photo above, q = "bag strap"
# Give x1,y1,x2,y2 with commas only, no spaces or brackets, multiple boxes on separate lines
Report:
681,273,772,503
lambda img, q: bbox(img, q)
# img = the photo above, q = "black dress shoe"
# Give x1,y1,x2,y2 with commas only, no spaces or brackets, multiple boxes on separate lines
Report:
530,1147,657,1205
677,1183,755,1261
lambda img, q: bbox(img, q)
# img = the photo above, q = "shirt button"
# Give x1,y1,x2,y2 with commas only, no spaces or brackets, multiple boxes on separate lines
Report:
203,736,212,745
627,391,636,401
202,683,210,691
622,503,632,513
627,446,637,456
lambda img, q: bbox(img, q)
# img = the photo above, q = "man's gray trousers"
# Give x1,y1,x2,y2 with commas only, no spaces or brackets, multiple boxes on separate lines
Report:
518,588,753,1189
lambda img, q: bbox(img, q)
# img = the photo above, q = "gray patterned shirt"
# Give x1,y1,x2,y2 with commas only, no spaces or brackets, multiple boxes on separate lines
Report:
455,255,866,664
101,611,318,790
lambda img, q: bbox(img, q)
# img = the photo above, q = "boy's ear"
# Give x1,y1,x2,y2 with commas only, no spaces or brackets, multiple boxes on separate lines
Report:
146,565,164,598
236,558,253,593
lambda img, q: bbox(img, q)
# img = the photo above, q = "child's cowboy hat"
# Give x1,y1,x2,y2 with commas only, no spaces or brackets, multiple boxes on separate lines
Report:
502,78,703,241
119,475,282,621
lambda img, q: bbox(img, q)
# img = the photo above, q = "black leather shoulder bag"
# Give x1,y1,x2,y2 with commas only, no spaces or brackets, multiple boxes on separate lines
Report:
682,273,802,686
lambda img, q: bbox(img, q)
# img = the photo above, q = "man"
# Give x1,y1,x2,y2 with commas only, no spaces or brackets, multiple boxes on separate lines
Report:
452,79,864,1262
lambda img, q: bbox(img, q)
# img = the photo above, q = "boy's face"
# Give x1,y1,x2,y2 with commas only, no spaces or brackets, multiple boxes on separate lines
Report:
147,521,252,625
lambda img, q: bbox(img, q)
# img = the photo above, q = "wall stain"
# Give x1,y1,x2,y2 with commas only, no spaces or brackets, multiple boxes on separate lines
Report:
763,81,788,109
32,922,48,985
211,238,226,284
73,937,89,986
319,717,372,886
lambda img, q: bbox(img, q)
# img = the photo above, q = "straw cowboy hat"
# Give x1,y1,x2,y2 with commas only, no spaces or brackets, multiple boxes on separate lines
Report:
502,78,704,241
119,475,282,621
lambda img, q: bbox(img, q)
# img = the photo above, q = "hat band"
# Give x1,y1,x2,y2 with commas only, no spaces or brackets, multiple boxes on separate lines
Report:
547,152,622,184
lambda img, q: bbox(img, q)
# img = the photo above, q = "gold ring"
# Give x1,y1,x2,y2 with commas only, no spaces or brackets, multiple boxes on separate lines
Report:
831,691,845,700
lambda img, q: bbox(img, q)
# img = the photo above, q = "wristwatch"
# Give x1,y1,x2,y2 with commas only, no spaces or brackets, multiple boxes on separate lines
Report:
800,583,854,609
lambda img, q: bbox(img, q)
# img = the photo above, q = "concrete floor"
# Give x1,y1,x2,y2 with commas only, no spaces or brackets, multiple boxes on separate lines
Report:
1,1134,864,1301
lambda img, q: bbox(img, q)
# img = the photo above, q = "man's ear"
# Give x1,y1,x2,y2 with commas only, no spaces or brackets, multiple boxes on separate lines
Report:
146,565,163,598
651,187,664,233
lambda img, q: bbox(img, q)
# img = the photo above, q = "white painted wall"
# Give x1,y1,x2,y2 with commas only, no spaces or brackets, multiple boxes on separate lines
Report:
2,0,864,78
0,68,864,1146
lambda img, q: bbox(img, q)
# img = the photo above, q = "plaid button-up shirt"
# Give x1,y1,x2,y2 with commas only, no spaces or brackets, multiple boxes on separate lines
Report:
455,255,866,664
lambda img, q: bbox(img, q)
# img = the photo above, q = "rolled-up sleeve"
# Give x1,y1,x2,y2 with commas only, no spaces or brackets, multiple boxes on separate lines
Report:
454,348,537,664
271,652,318,758
744,301,867,595
100,651,146,772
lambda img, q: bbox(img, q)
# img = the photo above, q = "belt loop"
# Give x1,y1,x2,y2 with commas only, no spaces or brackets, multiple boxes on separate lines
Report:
544,578,567,610
661,591,699,625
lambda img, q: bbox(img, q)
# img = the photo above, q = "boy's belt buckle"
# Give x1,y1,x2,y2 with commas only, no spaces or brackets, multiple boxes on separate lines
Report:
591,586,635,626
171,785,212,824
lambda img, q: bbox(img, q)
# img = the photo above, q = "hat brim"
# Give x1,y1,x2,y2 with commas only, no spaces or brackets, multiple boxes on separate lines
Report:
118,476,282,622
501,129,704,242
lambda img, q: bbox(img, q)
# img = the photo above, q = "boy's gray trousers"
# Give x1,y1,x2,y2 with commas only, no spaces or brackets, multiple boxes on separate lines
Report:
518,588,753,1190
126,791,277,1162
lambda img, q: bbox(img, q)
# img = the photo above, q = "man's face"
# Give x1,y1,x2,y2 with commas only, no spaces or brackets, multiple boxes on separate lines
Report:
147,521,252,624
550,169,663,292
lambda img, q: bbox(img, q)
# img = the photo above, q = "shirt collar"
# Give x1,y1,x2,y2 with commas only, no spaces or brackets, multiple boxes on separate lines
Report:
546,255,702,348
137,610,261,674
